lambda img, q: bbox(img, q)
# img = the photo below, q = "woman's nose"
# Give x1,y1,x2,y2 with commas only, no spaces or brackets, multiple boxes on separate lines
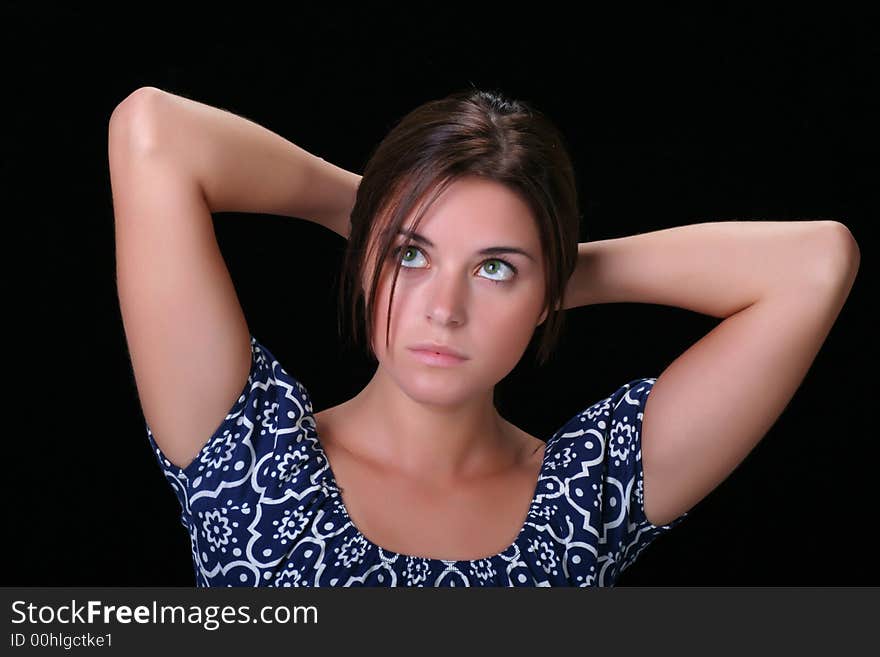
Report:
425,272,467,326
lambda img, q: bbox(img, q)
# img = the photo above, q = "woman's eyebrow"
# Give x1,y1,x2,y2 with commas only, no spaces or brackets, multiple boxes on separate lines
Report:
387,227,536,262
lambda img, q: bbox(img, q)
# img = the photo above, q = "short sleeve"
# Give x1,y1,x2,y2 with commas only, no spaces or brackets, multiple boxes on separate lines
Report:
596,377,688,584
143,334,316,528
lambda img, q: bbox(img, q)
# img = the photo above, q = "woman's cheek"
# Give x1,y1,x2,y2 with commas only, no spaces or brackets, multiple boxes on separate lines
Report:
475,297,535,348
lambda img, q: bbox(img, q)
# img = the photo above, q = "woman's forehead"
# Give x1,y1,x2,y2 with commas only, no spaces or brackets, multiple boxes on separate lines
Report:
379,180,539,245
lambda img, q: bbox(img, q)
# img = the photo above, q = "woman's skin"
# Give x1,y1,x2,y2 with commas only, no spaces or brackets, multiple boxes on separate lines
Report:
317,176,549,489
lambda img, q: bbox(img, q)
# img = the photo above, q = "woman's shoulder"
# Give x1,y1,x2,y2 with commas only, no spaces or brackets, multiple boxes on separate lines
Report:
146,333,330,497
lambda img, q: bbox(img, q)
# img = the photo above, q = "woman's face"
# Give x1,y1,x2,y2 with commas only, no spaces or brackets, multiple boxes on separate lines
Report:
361,176,548,407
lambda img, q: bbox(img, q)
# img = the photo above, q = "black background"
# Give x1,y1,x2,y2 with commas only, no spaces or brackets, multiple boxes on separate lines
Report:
5,5,876,585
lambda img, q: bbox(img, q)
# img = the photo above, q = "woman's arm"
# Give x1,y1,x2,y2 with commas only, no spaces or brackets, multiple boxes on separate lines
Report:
127,86,360,239
559,219,859,526
561,220,857,316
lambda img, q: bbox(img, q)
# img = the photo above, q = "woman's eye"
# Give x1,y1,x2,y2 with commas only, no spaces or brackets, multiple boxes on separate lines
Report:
395,245,427,268
392,245,516,284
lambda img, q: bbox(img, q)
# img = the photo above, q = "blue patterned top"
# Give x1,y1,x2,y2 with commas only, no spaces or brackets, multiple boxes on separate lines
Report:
145,335,688,586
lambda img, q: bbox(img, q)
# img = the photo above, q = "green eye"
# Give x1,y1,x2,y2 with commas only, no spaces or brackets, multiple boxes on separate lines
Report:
483,260,505,275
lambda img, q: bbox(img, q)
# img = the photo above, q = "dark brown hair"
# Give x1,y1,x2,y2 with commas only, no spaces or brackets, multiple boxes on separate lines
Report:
336,86,581,369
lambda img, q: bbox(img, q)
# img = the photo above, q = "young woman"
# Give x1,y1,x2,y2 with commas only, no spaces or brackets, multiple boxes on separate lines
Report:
109,86,859,587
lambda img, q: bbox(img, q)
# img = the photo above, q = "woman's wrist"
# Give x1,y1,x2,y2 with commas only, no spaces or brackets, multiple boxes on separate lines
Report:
302,158,360,239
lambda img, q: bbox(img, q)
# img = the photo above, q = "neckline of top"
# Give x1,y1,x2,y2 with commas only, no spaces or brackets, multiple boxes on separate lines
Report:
305,413,561,566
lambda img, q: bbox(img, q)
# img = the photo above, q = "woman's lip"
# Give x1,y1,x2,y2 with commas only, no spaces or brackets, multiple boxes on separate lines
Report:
408,348,468,366
407,345,468,359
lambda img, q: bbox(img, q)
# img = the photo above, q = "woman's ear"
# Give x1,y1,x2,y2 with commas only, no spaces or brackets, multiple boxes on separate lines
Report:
536,305,549,327
537,296,563,326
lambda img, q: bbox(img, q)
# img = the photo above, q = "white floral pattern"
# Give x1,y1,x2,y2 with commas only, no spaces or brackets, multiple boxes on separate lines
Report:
145,335,688,586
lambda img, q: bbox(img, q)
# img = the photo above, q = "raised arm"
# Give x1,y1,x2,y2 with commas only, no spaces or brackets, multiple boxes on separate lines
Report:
561,220,859,526
116,86,362,236
109,86,360,471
